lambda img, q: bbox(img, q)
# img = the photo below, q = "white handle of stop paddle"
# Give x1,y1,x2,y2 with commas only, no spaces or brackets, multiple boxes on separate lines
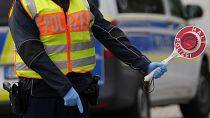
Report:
144,51,179,82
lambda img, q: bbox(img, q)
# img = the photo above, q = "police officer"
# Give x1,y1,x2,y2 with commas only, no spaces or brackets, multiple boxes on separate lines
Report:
8,0,167,118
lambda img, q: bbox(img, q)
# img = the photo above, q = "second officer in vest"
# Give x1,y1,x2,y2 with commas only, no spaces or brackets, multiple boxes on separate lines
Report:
8,0,167,118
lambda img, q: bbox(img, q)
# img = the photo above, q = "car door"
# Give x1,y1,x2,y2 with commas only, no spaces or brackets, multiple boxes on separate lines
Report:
150,0,198,106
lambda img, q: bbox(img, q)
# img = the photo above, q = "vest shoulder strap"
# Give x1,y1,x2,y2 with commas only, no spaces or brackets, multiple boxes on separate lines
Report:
21,0,90,19
20,0,37,19
82,0,90,10
8,0,16,18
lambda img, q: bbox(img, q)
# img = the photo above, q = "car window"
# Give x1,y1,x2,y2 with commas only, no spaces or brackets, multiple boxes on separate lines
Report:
0,0,13,26
168,0,185,18
117,0,165,14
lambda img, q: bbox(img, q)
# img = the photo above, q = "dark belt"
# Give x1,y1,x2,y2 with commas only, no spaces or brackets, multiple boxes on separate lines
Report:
20,72,93,97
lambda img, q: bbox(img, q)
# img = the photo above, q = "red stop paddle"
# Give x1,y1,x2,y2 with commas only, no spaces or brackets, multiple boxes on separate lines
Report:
144,26,207,82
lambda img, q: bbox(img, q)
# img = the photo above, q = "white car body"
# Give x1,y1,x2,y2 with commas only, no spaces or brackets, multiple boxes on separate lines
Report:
97,0,204,106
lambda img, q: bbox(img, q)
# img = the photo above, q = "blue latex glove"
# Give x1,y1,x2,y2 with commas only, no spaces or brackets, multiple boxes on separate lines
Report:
64,87,83,113
147,62,167,79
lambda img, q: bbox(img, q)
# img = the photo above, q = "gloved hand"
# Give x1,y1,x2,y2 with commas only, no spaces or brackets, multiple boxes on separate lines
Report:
147,62,167,79
64,87,83,113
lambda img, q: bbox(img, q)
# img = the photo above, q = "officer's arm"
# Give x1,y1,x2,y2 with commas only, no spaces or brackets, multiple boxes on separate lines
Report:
89,2,151,74
8,1,72,97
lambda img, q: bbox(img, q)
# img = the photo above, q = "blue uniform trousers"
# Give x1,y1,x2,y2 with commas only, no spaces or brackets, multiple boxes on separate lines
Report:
23,93,89,118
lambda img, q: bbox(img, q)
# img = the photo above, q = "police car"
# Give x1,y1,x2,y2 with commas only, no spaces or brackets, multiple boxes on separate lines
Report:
0,0,16,115
0,0,210,118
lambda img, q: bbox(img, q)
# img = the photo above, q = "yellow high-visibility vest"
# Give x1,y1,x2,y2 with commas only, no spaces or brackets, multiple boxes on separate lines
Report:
15,0,96,79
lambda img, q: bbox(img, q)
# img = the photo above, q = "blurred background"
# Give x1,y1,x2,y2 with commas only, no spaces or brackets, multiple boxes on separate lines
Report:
0,0,210,118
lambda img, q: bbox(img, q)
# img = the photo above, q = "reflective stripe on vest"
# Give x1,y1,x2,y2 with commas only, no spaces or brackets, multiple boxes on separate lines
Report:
44,39,95,53
17,0,96,79
16,56,95,70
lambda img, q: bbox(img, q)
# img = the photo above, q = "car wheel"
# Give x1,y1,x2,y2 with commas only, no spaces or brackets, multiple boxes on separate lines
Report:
130,87,150,118
180,61,210,118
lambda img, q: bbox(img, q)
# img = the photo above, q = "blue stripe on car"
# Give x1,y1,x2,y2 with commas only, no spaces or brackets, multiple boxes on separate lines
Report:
118,20,180,30
0,32,7,56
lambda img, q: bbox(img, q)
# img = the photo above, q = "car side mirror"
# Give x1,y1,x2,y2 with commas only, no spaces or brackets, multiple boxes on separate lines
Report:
185,5,203,19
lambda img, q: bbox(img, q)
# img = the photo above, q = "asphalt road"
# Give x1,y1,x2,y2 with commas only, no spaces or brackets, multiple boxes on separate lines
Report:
152,105,210,118
152,105,183,118
92,105,184,118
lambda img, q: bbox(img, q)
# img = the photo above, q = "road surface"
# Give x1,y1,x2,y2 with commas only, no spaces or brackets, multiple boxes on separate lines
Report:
152,105,183,118
152,105,210,118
